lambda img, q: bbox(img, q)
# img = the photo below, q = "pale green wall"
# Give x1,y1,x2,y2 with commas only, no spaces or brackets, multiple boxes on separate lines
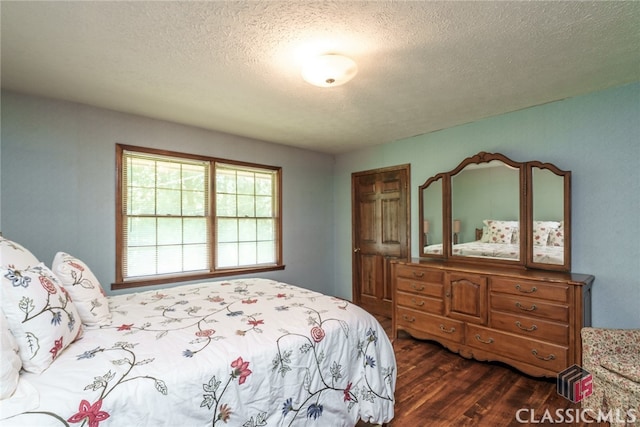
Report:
0,91,335,295
2,83,638,328
333,82,640,328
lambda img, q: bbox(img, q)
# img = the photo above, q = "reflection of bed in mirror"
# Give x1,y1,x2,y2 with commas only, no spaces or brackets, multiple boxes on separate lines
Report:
423,219,565,265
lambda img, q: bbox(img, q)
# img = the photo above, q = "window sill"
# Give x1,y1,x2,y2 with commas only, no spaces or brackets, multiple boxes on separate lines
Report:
112,264,285,290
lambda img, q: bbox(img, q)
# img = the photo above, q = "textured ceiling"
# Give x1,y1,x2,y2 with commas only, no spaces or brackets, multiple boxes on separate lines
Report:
2,1,639,154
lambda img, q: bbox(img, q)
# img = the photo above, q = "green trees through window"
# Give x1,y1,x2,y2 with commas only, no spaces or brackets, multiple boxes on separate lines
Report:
115,144,282,289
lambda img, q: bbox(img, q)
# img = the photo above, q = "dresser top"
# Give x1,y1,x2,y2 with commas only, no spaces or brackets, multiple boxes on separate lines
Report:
396,258,594,286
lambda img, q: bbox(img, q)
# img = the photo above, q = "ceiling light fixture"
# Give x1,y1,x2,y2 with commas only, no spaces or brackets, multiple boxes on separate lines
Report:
301,54,358,88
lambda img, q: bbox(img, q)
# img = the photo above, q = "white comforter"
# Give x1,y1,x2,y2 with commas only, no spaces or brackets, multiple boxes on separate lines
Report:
2,278,396,426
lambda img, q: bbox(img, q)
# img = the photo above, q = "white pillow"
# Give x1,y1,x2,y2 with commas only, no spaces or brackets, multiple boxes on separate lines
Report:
0,310,21,399
52,252,111,327
0,236,39,270
0,263,82,373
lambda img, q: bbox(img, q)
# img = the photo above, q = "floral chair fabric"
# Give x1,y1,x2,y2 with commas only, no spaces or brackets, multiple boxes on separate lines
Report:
581,327,640,426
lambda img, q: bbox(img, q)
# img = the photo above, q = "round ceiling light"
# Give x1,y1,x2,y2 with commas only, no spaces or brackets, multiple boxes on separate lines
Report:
301,54,358,88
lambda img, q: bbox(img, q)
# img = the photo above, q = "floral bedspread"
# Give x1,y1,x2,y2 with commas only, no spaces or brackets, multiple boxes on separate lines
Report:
4,278,395,427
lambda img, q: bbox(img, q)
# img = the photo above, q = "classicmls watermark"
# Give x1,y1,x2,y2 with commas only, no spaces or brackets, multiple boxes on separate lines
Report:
557,364,592,403
515,364,637,424
515,408,637,424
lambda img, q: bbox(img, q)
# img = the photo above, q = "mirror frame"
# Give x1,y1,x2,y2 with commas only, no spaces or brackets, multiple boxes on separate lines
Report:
419,152,571,272
526,161,571,271
418,173,447,260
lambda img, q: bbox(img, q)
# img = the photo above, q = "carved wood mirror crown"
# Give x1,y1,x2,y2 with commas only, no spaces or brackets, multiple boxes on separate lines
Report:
419,152,571,271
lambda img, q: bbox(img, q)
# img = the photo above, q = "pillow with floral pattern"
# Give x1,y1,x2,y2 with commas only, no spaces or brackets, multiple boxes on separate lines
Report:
548,222,565,247
533,221,560,246
52,252,111,327
0,263,82,374
0,310,21,399
0,236,39,270
486,220,516,244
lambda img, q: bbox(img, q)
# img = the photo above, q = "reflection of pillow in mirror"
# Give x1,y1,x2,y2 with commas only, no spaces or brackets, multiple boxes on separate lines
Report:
534,220,560,229
486,220,515,244
548,223,564,247
533,221,559,246
485,220,518,229
511,228,520,244
481,226,490,243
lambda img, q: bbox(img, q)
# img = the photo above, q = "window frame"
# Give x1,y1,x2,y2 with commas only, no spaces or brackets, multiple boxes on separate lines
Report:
114,144,283,290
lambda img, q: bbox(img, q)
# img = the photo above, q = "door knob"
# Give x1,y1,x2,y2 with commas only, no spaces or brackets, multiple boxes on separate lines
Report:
353,247,361,253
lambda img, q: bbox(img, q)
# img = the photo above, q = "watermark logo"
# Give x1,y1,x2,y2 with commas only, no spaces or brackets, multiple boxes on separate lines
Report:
557,364,592,403
516,364,636,424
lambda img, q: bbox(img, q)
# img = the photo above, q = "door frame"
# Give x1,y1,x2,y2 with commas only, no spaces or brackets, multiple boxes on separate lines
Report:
351,164,411,309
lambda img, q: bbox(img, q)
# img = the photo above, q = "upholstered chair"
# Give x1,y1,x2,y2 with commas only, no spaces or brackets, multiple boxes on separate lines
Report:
581,327,640,427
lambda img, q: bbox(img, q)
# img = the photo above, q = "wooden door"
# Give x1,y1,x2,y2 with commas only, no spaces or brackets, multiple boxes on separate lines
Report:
352,165,410,317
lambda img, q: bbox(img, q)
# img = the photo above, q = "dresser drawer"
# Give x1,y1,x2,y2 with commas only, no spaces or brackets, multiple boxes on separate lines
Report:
490,311,569,345
491,277,569,303
396,307,464,343
396,277,444,298
396,290,444,315
490,294,568,323
467,324,568,373
395,265,444,283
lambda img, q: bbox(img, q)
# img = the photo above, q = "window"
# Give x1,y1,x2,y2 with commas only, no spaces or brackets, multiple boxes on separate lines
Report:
115,144,282,289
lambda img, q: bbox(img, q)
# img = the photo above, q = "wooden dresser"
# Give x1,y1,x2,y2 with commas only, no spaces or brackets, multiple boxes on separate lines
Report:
391,259,594,378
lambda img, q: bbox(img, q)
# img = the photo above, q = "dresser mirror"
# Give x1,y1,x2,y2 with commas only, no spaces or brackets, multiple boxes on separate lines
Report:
527,162,571,269
419,174,445,257
419,152,571,271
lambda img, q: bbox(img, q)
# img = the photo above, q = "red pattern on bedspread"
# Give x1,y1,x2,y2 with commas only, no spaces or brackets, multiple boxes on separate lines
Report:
3,278,396,426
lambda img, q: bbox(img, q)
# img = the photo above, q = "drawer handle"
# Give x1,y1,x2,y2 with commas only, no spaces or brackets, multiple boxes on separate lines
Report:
411,298,425,307
515,302,537,312
515,321,538,332
531,349,556,361
402,314,416,323
412,272,425,278
439,324,456,334
515,284,537,294
474,334,494,344
411,283,425,291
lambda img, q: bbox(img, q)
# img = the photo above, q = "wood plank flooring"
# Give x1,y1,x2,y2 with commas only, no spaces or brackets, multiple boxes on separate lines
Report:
357,316,608,427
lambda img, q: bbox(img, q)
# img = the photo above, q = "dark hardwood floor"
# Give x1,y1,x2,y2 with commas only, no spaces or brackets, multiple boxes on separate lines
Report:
358,316,608,427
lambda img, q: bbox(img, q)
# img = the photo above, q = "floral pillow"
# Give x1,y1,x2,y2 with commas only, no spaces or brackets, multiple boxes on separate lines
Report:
0,310,21,399
0,236,39,270
52,252,111,327
0,263,82,374
486,220,516,244
533,221,560,246
548,222,565,247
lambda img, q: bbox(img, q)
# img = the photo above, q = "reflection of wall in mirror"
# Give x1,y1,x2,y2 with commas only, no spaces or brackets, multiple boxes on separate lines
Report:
532,168,564,221
452,165,519,243
422,179,444,245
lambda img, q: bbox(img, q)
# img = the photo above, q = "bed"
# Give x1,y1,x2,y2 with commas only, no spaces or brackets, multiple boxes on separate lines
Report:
0,236,396,426
423,219,565,265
